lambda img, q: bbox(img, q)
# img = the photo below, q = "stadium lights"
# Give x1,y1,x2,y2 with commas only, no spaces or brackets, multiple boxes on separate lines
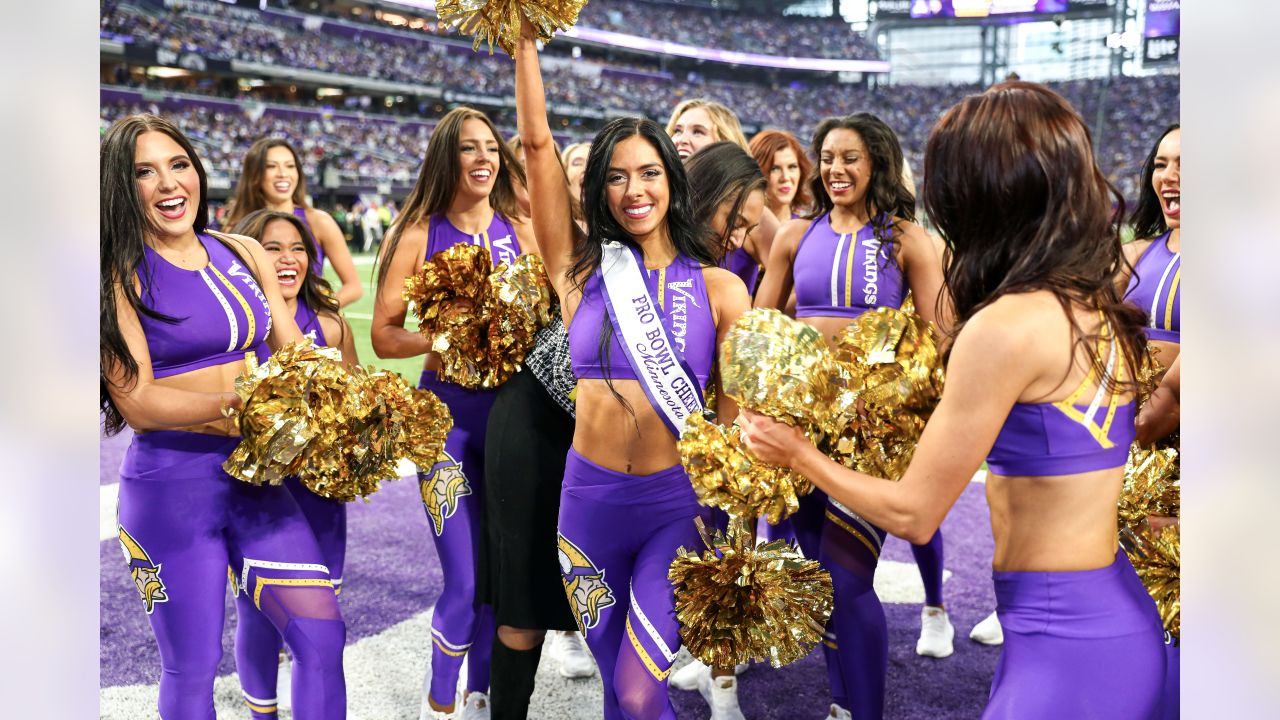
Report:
1105,31,1140,50
316,88,344,97
146,66,190,79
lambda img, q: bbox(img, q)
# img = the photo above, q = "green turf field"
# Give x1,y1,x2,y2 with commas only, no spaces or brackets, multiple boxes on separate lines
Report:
324,252,426,383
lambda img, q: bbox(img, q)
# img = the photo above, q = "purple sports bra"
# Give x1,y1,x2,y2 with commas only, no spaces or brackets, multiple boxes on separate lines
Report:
255,300,327,364
720,247,760,295
1124,231,1180,343
794,213,905,318
986,335,1135,477
426,211,521,267
568,248,715,391
292,206,325,277
138,233,273,379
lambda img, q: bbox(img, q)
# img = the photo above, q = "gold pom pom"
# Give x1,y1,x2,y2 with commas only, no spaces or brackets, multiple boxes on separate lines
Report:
825,307,945,480
224,343,347,486
297,368,454,502
719,308,852,433
669,517,833,668
435,0,588,56
1121,523,1180,638
484,253,555,387
678,414,812,525
1117,445,1180,529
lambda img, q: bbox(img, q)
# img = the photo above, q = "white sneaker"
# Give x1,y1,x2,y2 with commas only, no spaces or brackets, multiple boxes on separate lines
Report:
827,703,853,720
671,658,748,691
969,611,1004,646
419,682,457,720
457,691,490,720
549,630,596,679
916,606,955,658
697,671,747,720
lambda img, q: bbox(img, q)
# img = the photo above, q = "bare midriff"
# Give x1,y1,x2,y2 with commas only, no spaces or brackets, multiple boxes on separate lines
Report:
986,468,1123,573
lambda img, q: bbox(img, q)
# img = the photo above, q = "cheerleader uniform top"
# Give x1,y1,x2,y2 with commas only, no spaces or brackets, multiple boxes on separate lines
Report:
255,300,327,364
137,233,272,378
426,211,521,267
720,247,760,294
793,213,905,318
568,248,716,392
1124,231,1180,343
986,330,1135,477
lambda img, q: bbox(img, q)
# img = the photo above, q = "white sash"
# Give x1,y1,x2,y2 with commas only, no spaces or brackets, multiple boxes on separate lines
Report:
598,241,704,436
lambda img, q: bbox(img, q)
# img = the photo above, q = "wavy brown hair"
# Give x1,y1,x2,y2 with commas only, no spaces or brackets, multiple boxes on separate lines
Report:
224,138,308,228
749,129,813,212
376,107,526,290
922,80,1145,391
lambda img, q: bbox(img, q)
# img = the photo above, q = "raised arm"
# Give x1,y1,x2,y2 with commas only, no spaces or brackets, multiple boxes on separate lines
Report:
752,218,805,311
515,15,578,302
105,283,241,431
370,224,434,359
309,207,364,307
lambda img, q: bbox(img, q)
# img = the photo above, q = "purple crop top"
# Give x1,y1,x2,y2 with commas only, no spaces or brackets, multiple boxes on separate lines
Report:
568,248,716,391
986,336,1135,477
794,213,905,318
720,246,760,295
138,233,273,379
426,211,521,267
255,300,327,364
1124,231,1180,343
292,206,325,277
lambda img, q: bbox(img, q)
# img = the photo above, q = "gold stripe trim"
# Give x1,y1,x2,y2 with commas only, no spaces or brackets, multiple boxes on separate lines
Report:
252,577,334,609
843,233,855,307
1163,267,1180,331
206,263,256,350
657,266,667,310
824,509,880,558
245,700,277,713
625,615,672,681
433,636,469,657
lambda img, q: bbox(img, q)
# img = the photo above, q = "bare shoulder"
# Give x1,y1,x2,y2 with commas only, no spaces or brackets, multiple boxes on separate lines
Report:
317,312,347,344
1123,238,1154,266
305,206,340,231
959,292,1062,358
392,222,429,258
212,231,269,259
702,264,748,296
774,217,810,250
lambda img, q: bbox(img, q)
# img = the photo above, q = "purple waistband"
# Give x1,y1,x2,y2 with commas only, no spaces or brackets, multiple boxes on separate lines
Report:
1142,327,1180,343
563,447,699,510
120,430,240,482
994,549,1163,639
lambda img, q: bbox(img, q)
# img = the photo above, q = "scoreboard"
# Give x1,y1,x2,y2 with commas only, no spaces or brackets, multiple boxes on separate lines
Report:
1143,0,1180,66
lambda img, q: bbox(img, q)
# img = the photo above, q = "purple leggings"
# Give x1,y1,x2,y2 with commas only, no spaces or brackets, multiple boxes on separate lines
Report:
557,448,705,720
116,431,345,720
984,550,1166,719
233,476,347,718
418,370,497,706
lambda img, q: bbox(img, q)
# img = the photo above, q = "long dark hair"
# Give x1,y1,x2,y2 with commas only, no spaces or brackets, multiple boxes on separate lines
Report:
686,141,766,261
568,117,716,286
749,129,813,213
224,138,308,228
100,114,265,435
1129,123,1180,241
806,113,915,252
570,117,717,424
229,210,344,344
376,107,526,290
922,80,1145,391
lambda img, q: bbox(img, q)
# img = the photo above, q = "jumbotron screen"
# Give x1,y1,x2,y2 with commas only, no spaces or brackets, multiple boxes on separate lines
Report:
909,1,1068,19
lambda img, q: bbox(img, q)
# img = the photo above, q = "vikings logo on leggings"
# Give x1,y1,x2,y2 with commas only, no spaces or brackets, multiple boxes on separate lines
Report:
558,534,615,631
420,452,471,536
118,524,168,614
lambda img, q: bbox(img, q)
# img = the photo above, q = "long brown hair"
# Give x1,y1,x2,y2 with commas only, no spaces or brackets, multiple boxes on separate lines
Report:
686,141,766,261
224,138,308,228
376,107,525,290
922,80,1145,391
229,209,344,344
749,129,813,213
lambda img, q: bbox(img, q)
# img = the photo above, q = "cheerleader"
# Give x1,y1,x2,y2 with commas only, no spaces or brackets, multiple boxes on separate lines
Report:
1123,123,1181,719
226,209,358,719
563,142,592,206
371,106,536,720
223,138,363,307
748,129,812,221
751,112,951,719
741,81,1167,720
101,114,345,719
516,18,751,720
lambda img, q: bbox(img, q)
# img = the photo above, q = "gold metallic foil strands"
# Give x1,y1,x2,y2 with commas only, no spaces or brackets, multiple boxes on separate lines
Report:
1118,445,1180,529
825,307,945,480
1121,524,1180,638
484,254,554,387
669,517,833,669
224,343,347,486
678,414,813,525
1136,343,1167,410
719,308,847,432
435,0,588,57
